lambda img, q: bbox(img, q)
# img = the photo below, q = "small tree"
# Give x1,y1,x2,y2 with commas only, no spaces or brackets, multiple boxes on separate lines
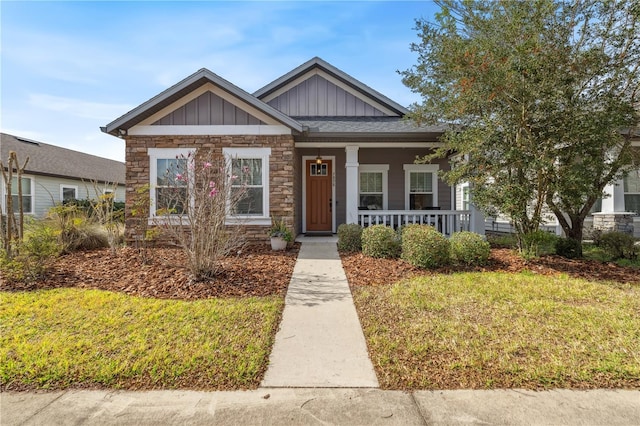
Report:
153,150,247,281
86,181,122,255
1,151,29,258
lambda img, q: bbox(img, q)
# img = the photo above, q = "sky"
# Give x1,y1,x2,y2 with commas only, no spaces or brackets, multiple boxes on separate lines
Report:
0,1,437,162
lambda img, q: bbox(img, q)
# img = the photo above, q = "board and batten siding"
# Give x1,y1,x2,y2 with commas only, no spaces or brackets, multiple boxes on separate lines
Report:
267,74,389,117
153,91,265,126
1,174,125,218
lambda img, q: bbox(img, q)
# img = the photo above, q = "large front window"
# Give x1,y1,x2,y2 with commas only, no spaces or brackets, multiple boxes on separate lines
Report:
149,148,192,216
223,147,270,221
232,158,263,215
404,164,439,210
624,169,640,214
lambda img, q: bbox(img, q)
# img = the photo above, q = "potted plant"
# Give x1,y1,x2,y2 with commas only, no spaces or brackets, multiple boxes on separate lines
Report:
268,217,292,251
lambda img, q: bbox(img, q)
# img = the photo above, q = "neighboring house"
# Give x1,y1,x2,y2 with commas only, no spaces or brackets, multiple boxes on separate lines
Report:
1,133,126,218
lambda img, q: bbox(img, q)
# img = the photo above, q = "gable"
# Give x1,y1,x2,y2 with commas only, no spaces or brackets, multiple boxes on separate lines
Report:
265,74,392,117
153,91,265,126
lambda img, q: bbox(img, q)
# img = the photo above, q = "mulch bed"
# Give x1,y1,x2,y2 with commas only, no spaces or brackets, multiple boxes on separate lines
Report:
341,248,640,287
1,244,300,299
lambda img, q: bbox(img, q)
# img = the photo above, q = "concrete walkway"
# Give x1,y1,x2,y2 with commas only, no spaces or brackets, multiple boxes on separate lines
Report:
261,239,379,388
3,388,639,425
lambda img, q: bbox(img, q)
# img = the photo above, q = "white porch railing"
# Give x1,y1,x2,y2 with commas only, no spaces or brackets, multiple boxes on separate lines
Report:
358,210,471,237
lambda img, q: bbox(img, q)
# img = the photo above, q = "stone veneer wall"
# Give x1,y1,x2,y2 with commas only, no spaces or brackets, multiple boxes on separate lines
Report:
592,212,636,235
125,134,296,244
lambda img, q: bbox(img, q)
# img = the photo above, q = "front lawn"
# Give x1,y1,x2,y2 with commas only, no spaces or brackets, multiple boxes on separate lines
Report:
353,272,640,389
0,288,283,390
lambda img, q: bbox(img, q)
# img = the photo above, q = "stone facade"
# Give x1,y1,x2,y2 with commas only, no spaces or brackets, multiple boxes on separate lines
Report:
124,134,297,244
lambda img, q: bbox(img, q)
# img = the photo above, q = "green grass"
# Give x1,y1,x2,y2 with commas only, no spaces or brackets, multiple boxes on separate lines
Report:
353,272,640,390
0,288,283,390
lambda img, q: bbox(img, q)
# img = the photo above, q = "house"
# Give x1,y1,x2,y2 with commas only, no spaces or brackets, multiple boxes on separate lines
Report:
102,57,638,243
102,57,485,243
1,133,126,218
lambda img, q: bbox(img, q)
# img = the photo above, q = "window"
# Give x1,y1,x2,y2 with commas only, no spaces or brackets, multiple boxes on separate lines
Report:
462,184,470,211
624,169,640,214
404,164,439,210
149,148,192,216
60,185,78,203
359,165,388,210
223,147,270,220
10,176,34,214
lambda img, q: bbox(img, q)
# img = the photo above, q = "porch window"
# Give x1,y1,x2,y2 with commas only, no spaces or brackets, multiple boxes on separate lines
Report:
359,165,388,210
223,147,270,221
10,176,34,214
404,164,439,210
462,184,470,210
624,169,640,214
148,148,192,216
60,185,78,203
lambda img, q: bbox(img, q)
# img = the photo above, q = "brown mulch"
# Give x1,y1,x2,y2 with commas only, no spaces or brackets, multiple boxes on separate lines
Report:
0,244,300,299
341,248,640,287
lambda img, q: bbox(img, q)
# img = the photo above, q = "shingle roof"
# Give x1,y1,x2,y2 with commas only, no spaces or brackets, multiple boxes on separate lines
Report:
1,133,125,184
296,117,447,135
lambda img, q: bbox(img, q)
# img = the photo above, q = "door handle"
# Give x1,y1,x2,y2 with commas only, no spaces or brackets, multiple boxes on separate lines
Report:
329,198,332,213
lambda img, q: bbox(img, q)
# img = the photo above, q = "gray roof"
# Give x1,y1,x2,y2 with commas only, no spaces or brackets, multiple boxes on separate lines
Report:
102,68,303,136
296,117,446,137
254,57,410,117
1,133,125,184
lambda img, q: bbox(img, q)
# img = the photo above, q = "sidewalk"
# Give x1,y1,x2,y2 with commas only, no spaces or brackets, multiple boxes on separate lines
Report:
261,239,378,387
3,388,639,425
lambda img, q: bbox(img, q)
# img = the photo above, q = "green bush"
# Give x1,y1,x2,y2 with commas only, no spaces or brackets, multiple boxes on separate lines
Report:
555,237,582,259
337,223,363,252
362,225,401,259
401,224,450,269
450,231,491,266
1,221,59,283
520,230,558,258
598,231,637,260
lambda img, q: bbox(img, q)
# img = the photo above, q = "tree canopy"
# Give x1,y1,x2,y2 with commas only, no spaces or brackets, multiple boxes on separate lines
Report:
402,0,640,253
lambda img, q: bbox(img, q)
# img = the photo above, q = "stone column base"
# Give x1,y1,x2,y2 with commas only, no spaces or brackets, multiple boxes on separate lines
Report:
592,212,636,235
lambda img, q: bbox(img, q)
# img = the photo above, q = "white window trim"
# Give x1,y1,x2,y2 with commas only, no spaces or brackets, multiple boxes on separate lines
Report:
624,169,640,214
403,164,439,210
148,148,195,221
358,164,389,210
223,147,271,225
6,175,36,215
60,184,78,203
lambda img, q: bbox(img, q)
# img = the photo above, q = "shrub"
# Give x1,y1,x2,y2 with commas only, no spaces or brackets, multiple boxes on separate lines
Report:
555,237,582,259
598,231,637,260
337,223,363,252
362,225,400,258
520,230,558,258
450,231,491,266
1,221,59,282
401,224,450,269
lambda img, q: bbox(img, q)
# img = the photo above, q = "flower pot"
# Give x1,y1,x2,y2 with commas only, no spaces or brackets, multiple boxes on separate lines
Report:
270,236,287,251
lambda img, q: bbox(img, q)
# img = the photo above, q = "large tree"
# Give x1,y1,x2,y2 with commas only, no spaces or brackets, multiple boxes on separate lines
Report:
402,0,639,253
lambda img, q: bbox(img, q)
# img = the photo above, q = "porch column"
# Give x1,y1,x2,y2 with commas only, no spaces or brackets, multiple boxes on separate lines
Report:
601,177,626,213
468,183,485,236
345,146,359,224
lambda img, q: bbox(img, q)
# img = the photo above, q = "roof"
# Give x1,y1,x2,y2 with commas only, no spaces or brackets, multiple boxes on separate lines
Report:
297,116,446,135
254,57,410,117
102,68,303,136
1,133,125,184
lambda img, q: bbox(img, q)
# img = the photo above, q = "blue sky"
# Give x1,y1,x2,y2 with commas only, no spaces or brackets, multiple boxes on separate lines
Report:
1,1,437,162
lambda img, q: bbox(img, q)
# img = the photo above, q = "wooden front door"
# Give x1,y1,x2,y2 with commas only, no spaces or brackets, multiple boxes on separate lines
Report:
306,159,332,232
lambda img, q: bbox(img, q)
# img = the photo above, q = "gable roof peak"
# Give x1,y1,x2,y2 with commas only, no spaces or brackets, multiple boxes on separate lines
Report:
253,57,409,116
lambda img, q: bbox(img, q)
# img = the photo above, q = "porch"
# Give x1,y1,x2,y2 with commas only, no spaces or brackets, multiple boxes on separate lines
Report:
358,209,471,237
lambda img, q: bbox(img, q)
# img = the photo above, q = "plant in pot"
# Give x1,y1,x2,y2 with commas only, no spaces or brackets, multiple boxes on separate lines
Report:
268,217,292,251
